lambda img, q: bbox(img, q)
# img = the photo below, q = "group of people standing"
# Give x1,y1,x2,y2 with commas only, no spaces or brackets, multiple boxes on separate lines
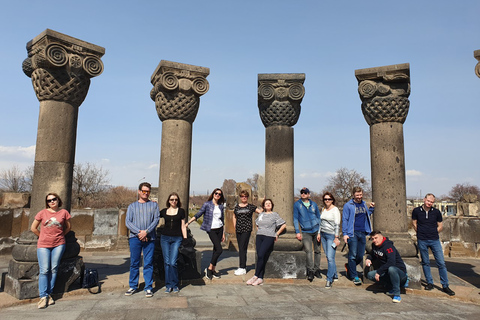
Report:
29,183,456,308
293,187,455,303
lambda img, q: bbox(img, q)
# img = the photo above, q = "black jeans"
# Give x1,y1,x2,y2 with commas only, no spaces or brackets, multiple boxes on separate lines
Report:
236,231,251,268
208,227,224,266
255,235,275,279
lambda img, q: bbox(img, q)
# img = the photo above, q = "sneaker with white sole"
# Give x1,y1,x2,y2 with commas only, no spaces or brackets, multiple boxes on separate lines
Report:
125,288,136,296
392,295,401,303
353,277,362,285
145,289,153,298
204,268,213,280
234,268,247,276
212,270,221,279
37,297,47,309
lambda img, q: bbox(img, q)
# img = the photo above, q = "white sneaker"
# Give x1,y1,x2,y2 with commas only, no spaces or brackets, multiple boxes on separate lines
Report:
234,268,247,276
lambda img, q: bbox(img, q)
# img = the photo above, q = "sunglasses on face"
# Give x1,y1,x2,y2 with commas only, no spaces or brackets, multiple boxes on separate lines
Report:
47,198,57,203
300,191,308,194
169,198,178,202
323,198,333,201
240,195,248,198
214,192,222,196
141,190,151,194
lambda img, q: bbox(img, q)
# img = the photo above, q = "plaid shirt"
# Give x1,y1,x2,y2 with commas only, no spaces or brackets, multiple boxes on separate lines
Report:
194,200,224,232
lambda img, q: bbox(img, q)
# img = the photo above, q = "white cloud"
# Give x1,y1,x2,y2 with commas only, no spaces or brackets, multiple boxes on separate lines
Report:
406,170,422,177
0,145,35,159
299,172,327,178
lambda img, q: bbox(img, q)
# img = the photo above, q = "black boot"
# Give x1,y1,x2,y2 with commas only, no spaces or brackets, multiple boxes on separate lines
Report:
307,270,314,282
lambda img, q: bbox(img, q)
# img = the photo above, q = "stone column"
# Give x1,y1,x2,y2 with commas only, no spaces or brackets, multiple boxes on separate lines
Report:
356,63,420,287
475,50,480,78
5,29,104,299
258,73,305,278
150,60,209,212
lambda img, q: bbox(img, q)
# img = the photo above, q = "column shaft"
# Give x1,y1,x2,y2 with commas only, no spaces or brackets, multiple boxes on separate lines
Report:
158,119,192,211
370,122,407,232
265,126,294,226
30,100,78,223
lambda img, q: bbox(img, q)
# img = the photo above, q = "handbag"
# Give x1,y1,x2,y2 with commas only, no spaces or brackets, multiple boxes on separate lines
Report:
82,268,99,293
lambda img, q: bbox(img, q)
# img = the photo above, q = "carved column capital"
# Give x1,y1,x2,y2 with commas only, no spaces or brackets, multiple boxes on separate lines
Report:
258,73,305,128
22,29,105,107
355,64,410,125
150,60,210,124
474,50,480,78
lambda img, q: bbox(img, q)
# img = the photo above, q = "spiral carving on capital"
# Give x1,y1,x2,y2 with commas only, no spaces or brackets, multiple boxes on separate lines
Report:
358,77,410,125
151,69,209,123
258,80,304,127
22,40,103,106
475,62,480,78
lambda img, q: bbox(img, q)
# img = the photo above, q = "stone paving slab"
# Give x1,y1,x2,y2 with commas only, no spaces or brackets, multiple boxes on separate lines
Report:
1,283,479,320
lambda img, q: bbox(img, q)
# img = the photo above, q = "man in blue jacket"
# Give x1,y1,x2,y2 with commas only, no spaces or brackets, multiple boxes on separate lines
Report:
342,187,374,285
366,230,407,303
294,187,321,281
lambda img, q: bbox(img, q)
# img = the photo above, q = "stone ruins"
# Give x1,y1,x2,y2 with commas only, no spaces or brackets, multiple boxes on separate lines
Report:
0,30,478,299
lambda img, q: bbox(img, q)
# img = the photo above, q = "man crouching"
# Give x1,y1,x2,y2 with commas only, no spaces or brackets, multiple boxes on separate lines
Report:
365,230,407,303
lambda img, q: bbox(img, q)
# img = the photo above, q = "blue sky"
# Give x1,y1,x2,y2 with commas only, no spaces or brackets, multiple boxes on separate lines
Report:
1,1,479,198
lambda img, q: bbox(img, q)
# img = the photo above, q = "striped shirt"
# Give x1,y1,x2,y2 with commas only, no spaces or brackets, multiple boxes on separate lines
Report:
126,200,160,240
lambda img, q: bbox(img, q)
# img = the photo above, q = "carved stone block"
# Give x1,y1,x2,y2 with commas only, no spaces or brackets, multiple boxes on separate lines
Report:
264,251,306,279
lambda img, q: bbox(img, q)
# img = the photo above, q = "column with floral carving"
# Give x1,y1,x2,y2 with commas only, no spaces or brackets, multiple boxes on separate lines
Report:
151,60,209,215
5,29,104,299
355,63,417,257
258,73,305,253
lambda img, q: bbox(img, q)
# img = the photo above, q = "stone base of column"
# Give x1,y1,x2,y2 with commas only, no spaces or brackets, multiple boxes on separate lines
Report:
264,251,307,279
55,256,84,293
363,257,422,290
272,231,303,251
4,256,84,299
4,274,38,300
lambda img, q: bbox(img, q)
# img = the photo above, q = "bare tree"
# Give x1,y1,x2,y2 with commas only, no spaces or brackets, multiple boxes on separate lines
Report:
72,162,110,208
448,183,480,202
246,173,260,193
0,165,28,192
322,167,371,207
98,186,137,209
24,165,34,192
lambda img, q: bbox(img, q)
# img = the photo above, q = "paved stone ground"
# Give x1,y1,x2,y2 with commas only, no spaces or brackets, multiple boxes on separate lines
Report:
1,223,479,319
1,282,479,320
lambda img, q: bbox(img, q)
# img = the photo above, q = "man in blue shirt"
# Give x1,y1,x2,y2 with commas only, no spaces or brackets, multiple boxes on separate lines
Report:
294,187,321,281
342,187,374,285
412,193,455,296
125,182,160,298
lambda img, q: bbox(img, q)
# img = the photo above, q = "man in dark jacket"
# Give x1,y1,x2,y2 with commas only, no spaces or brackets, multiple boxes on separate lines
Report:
365,230,407,303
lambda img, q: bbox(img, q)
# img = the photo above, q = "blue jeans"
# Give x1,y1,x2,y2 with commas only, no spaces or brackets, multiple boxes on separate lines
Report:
302,232,321,272
129,237,155,291
320,232,338,282
417,239,449,287
160,235,182,289
37,244,66,298
366,266,407,295
346,231,367,278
